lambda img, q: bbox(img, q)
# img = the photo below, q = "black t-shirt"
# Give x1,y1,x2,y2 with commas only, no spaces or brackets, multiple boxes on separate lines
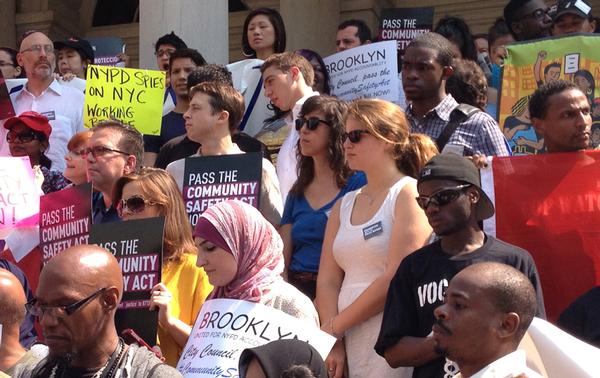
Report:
558,286,600,348
154,133,272,169
374,234,546,378
143,111,186,153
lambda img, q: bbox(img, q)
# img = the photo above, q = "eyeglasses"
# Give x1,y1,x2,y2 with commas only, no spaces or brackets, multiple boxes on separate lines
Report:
342,129,370,143
295,117,332,131
518,8,551,22
415,184,471,210
117,195,157,217
25,288,107,317
83,145,130,159
6,131,39,143
155,48,176,58
66,148,87,158
20,44,55,55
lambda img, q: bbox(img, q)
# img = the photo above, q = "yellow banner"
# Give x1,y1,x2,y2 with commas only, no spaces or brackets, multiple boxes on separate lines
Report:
84,65,165,135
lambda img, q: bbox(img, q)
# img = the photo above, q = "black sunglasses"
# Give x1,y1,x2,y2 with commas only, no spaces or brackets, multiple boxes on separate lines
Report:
25,287,107,317
118,195,157,217
83,145,130,159
342,129,370,143
415,184,471,210
6,131,39,143
295,117,332,131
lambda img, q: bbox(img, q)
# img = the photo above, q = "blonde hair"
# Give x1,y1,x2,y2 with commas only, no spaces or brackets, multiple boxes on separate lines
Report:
113,167,195,263
345,99,438,177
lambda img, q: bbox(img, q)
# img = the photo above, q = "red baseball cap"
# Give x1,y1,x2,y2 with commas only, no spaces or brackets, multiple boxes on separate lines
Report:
4,111,52,139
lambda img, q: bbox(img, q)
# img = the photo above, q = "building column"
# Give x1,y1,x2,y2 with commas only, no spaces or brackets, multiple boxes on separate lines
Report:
139,0,228,70
279,0,340,57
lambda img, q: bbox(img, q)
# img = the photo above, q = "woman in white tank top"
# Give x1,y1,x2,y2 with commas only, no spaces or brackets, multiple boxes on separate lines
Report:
316,99,436,378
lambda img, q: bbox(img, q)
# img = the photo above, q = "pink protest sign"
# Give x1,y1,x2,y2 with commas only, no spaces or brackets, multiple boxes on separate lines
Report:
0,157,39,239
40,183,92,262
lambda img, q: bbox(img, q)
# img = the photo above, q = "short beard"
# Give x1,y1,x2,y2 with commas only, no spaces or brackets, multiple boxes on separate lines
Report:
434,345,448,357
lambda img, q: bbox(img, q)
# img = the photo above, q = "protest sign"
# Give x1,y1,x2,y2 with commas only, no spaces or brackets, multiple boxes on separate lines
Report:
0,157,39,239
89,217,165,345
499,34,600,155
86,36,126,66
183,152,262,227
0,71,15,120
481,151,600,321
84,65,165,135
177,298,336,377
378,7,434,55
39,183,92,263
323,40,399,102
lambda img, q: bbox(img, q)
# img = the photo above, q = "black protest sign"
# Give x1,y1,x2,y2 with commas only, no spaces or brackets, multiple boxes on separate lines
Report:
183,152,262,227
40,183,92,263
89,216,165,346
378,8,434,56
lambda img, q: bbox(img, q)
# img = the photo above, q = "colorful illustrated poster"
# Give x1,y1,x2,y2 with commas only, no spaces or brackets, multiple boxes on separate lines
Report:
481,151,600,321
84,65,165,135
40,183,92,262
177,299,336,377
89,217,165,345
0,157,39,239
499,34,600,155
183,152,262,227
378,7,434,56
0,70,16,120
323,40,399,102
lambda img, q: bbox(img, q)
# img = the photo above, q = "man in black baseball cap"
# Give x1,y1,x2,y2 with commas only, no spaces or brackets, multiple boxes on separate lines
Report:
552,0,596,35
54,37,95,79
375,154,545,378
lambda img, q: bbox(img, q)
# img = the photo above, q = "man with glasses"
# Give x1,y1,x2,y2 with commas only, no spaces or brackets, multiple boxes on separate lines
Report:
86,120,143,224
155,32,187,115
374,154,545,378
504,0,553,41
12,244,181,377
8,30,84,172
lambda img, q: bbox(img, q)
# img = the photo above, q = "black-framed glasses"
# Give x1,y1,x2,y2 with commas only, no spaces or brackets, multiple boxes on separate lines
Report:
295,117,332,131
83,145,130,159
6,130,39,144
155,48,176,57
118,195,157,217
20,44,55,55
415,184,471,210
342,129,370,143
25,287,107,317
518,7,551,22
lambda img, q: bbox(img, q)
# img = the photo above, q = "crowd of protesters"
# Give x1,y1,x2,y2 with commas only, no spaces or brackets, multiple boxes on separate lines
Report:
1,0,600,377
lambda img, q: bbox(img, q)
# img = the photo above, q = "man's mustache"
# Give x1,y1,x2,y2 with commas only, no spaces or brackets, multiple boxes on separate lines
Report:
434,318,452,335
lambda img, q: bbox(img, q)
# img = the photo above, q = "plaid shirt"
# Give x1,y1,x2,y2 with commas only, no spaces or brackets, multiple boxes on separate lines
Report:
406,94,510,156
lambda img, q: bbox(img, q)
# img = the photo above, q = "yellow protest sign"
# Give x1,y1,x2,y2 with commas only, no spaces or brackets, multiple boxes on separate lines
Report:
84,65,165,135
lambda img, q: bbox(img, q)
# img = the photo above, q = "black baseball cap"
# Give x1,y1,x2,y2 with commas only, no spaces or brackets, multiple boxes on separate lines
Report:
54,37,95,62
417,154,495,220
553,0,592,21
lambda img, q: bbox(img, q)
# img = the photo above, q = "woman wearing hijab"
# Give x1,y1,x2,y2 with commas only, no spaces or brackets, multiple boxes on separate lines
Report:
194,200,318,324
238,339,327,378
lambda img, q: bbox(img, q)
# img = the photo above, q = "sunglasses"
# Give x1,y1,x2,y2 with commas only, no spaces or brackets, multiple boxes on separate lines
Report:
342,129,370,143
518,7,551,22
83,145,130,159
6,131,39,143
295,117,332,131
117,195,157,217
415,184,471,210
25,287,107,317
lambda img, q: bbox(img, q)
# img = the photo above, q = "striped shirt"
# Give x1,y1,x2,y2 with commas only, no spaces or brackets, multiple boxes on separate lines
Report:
407,94,510,156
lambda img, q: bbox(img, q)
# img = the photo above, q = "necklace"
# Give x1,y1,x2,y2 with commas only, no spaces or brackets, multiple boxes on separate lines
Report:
48,339,126,378
359,176,402,205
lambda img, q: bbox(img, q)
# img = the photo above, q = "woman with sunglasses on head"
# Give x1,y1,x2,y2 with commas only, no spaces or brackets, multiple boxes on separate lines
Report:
63,130,92,185
316,99,436,378
280,96,365,300
195,200,318,323
112,167,212,366
4,111,69,194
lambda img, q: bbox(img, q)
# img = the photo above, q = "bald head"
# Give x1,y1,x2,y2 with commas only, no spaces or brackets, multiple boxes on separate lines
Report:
456,262,536,338
17,31,55,82
0,268,27,325
41,244,123,301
